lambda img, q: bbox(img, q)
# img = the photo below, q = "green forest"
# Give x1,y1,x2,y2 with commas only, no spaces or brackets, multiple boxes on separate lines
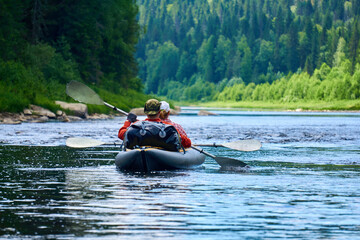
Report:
1,0,360,113
0,0,147,113
137,0,360,108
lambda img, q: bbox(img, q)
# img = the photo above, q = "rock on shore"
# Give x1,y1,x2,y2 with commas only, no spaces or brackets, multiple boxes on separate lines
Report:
28,105,57,118
55,101,88,118
198,110,218,116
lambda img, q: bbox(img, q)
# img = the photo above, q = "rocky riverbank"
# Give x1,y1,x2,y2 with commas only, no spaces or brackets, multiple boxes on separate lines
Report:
0,102,222,125
0,102,119,125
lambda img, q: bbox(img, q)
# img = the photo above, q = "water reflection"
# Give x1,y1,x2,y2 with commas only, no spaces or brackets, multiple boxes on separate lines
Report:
60,167,205,238
1,155,360,239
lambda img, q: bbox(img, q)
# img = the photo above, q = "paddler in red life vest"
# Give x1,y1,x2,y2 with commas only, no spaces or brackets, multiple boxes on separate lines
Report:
159,101,191,148
118,99,162,140
118,99,192,148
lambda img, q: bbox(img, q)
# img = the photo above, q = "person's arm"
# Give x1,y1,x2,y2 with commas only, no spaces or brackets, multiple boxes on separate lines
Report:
173,122,192,148
118,120,131,140
180,134,191,148
118,113,137,140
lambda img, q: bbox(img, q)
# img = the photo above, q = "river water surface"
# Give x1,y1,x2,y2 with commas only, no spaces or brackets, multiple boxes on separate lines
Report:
1,109,360,239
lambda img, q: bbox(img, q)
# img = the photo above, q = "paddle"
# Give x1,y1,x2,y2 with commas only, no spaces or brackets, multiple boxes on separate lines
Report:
196,139,261,152
66,80,128,116
66,81,260,168
66,137,260,151
191,145,248,168
66,137,121,148
66,137,250,168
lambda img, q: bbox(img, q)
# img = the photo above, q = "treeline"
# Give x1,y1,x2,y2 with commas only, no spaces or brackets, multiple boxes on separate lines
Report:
137,0,360,102
0,0,145,113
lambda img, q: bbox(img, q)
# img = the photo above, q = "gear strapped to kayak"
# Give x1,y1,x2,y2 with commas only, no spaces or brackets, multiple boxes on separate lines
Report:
124,121,182,151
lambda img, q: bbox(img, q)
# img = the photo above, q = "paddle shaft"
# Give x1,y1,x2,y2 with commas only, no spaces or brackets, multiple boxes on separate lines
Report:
66,137,255,153
103,102,128,116
191,146,216,158
195,143,224,148
191,145,248,167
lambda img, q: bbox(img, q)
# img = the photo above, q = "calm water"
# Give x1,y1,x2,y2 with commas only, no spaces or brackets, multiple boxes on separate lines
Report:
1,110,360,239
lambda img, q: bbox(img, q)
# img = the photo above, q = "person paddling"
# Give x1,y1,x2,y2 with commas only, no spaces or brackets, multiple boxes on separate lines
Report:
118,99,162,140
118,99,192,149
159,101,191,148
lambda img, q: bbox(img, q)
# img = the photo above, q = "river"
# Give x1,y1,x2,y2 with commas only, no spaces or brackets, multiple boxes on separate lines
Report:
1,109,360,239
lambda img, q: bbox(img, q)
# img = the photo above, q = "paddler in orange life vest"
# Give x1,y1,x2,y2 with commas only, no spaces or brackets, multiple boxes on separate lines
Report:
118,99,192,148
159,101,191,148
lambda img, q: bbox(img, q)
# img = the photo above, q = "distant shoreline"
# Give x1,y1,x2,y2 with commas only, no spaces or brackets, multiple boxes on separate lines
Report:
180,106,360,113
180,100,360,112
1,99,360,124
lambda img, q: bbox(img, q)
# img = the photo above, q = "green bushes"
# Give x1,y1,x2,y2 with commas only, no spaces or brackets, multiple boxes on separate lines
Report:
0,42,148,113
215,59,360,103
0,60,39,112
158,59,360,106
0,43,79,112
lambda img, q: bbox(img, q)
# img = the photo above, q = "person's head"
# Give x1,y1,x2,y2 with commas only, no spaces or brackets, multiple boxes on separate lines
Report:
159,101,170,120
144,99,161,119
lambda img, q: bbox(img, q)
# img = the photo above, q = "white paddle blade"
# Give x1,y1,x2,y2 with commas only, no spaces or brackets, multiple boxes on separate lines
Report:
66,137,105,148
222,139,262,152
66,81,104,105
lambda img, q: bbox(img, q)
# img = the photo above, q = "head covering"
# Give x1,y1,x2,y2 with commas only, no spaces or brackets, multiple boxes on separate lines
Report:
160,101,170,112
144,99,161,115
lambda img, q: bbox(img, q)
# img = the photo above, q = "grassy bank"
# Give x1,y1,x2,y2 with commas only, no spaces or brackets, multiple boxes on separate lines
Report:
181,100,360,111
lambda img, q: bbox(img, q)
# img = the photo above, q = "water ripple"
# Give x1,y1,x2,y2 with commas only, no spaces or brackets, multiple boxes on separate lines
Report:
1,113,360,239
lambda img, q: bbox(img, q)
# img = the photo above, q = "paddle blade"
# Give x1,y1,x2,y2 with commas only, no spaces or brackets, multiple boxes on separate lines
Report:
66,81,104,105
222,139,262,152
66,137,105,148
214,156,248,168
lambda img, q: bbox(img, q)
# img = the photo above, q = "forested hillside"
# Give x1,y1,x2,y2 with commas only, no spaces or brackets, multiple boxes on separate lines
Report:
2,0,359,113
137,0,360,103
0,0,146,113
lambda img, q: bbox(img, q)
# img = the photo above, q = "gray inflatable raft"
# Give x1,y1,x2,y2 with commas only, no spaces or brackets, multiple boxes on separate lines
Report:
115,148,205,172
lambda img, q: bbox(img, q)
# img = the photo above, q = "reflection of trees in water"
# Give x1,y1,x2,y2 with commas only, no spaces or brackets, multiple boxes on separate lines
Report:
65,167,116,201
65,168,190,201
0,151,69,236
64,168,194,235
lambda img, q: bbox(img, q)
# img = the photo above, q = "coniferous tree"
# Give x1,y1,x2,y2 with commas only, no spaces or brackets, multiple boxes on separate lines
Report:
349,17,360,71
134,0,360,101
287,21,300,72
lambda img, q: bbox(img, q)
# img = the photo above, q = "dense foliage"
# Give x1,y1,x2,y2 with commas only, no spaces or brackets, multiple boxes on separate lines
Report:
137,0,360,102
0,0,144,112
217,60,360,102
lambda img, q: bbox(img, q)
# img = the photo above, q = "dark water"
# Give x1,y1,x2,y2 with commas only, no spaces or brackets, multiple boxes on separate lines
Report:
1,110,360,239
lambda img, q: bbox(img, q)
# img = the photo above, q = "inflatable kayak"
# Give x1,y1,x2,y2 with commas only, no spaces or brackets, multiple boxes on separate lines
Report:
115,148,205,172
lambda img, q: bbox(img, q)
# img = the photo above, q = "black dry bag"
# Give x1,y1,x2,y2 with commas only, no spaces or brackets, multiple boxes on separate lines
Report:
124,121,181,151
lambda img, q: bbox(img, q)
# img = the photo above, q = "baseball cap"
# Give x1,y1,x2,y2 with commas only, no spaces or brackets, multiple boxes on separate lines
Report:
144,99,161,115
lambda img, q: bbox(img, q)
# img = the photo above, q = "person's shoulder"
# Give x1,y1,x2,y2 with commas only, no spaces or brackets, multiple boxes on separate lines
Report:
162,119,172,124
173,122,184,128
